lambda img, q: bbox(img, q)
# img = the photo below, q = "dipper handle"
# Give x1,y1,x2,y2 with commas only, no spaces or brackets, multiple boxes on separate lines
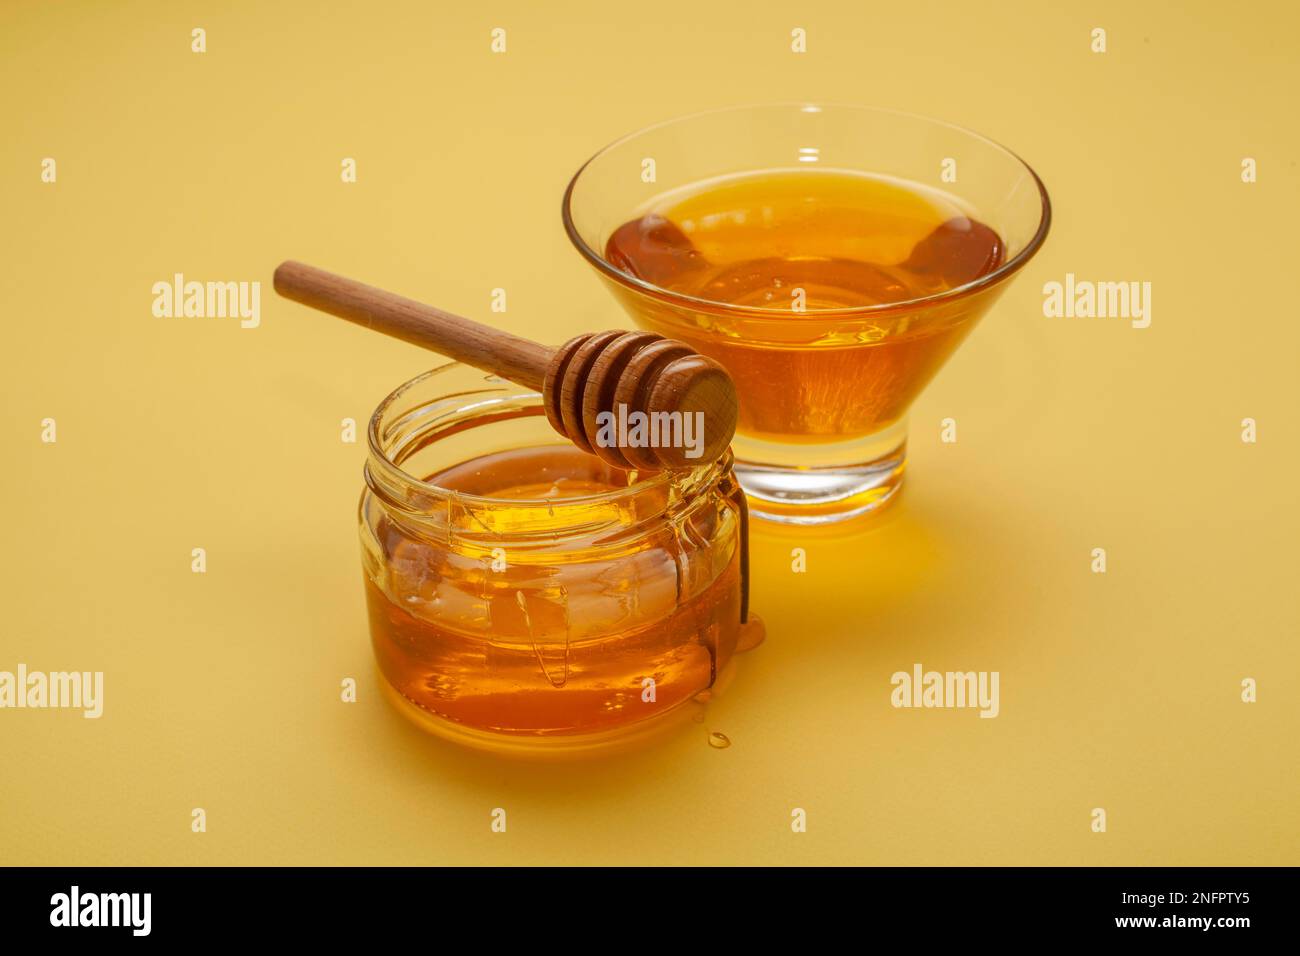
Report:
274,260,552,390
272,261,738,470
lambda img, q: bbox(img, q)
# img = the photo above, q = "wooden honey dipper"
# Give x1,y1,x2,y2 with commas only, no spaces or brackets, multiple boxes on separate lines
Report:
273,261,738,470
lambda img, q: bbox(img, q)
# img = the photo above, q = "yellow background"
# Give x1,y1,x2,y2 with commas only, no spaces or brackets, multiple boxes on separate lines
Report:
2,0,1296,865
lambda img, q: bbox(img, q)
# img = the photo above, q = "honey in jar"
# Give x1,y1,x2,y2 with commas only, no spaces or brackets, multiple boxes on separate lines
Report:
359,364,756,756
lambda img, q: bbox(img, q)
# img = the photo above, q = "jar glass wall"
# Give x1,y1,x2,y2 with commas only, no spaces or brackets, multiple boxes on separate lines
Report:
359,363,751,757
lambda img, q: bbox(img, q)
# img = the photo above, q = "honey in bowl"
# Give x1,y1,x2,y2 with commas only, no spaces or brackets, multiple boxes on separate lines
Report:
604,170,1005,442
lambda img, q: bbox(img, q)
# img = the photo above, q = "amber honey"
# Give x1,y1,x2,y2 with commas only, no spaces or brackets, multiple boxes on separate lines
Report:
360,364,754,755
604,170,1005,442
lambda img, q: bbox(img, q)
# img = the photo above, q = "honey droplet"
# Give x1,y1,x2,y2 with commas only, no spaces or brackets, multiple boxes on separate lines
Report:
708,731,731,749
736,613,766,652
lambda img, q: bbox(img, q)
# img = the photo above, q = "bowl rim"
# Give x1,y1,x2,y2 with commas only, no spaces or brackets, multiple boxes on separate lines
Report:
561,101,1052,320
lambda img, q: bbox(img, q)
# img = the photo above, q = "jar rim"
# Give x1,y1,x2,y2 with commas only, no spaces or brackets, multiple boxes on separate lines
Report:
366,362,727,516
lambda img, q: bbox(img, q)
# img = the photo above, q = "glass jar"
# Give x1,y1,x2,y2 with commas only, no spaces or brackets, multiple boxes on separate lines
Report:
359,363,754,757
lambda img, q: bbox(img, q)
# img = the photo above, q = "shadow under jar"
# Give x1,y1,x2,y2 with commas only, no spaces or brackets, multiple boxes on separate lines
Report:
564,103,1051,524
359,363,753,757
